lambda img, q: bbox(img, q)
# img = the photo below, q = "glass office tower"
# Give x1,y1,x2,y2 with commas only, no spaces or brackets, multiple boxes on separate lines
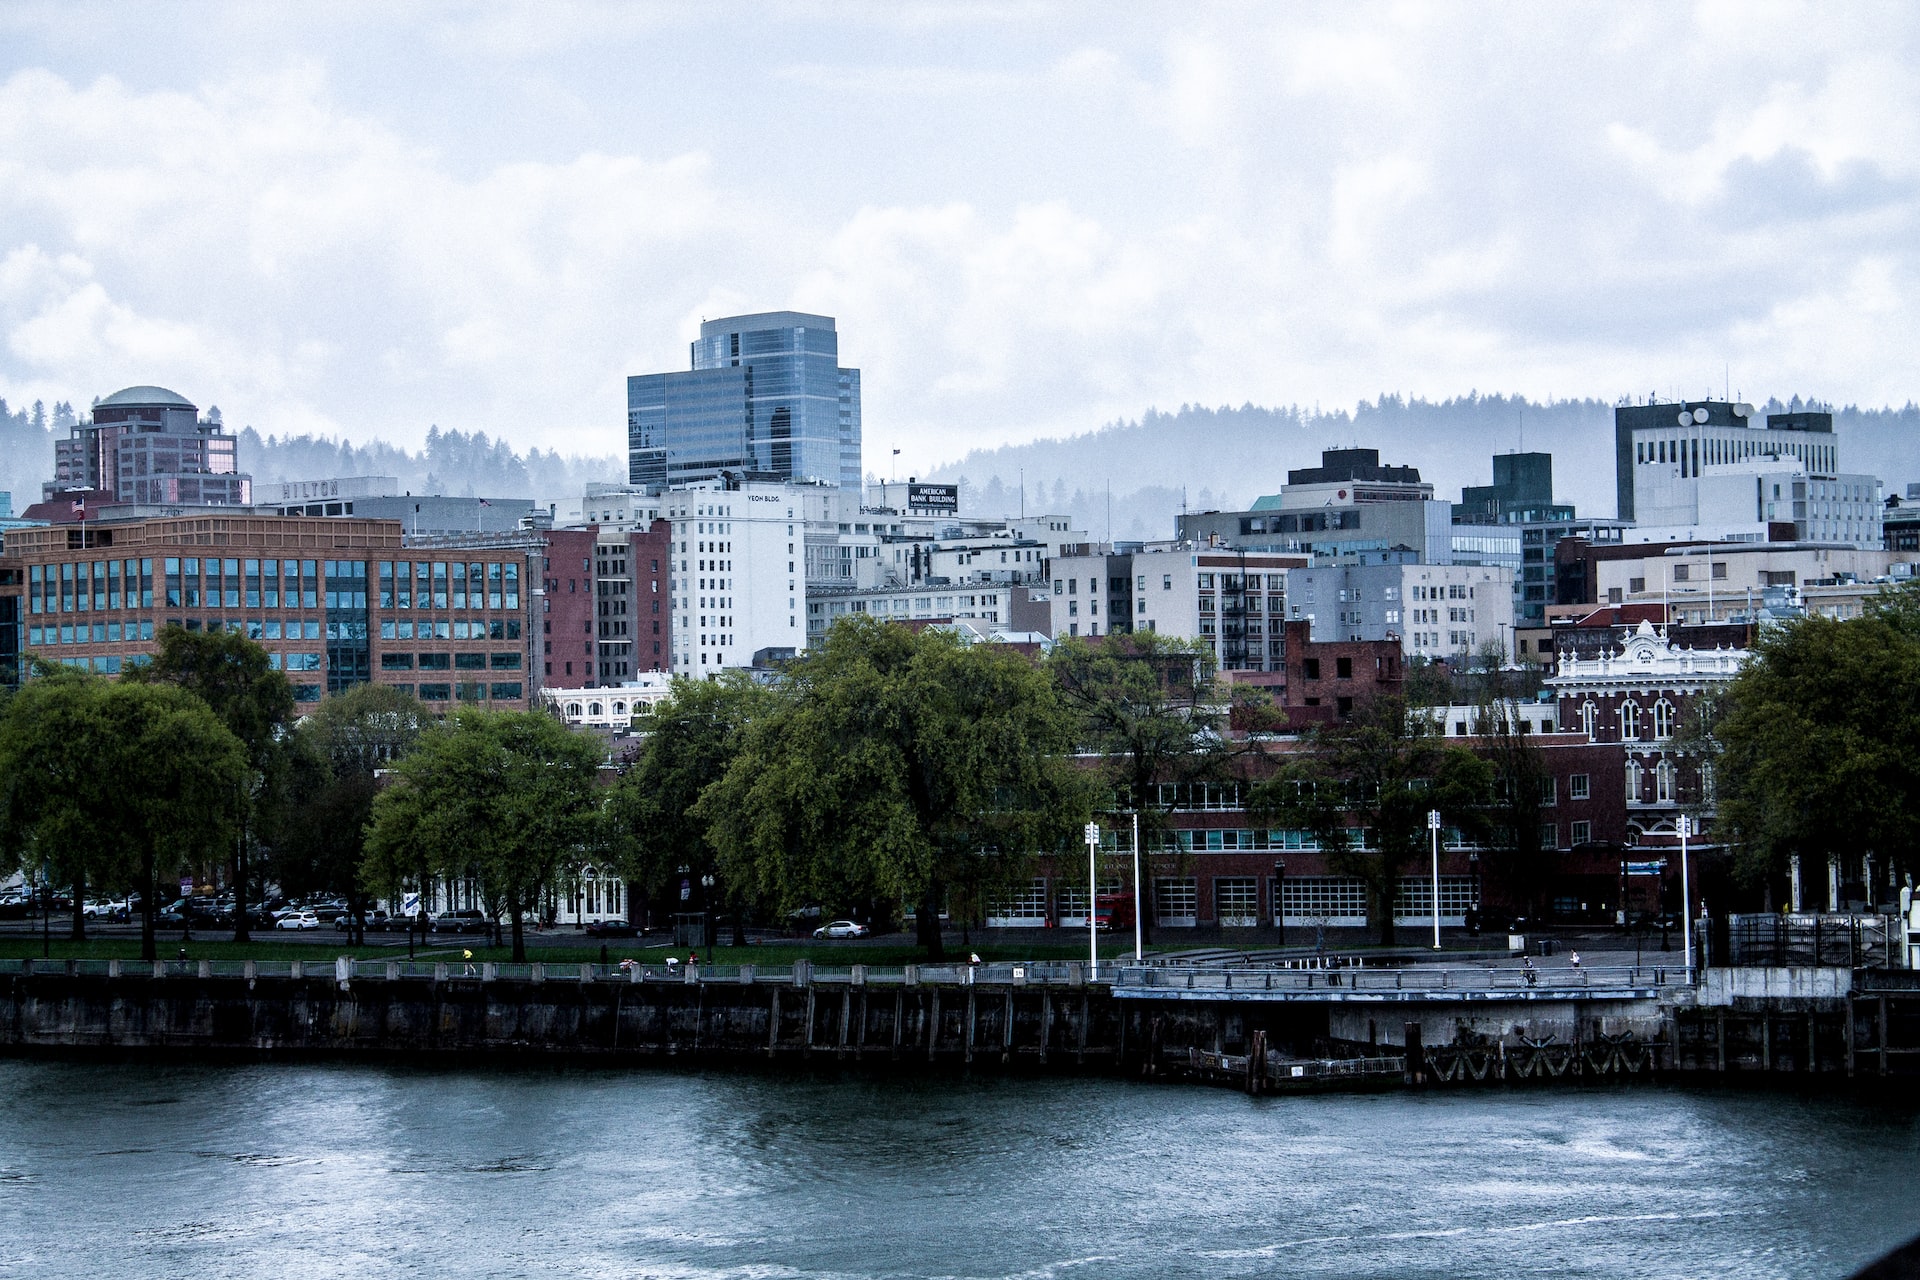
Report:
627,312,861,493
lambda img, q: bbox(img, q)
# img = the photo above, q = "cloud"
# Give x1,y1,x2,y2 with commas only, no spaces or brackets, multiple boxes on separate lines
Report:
0,2,1917,489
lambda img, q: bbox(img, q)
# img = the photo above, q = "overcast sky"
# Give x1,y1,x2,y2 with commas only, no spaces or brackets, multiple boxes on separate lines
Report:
2,2,1916,473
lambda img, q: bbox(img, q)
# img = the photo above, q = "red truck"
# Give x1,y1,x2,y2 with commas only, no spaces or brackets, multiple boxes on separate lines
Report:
1094,893,1135,932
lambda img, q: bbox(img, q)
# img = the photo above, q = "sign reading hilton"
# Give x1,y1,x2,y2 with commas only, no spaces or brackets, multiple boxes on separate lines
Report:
908,483,959,515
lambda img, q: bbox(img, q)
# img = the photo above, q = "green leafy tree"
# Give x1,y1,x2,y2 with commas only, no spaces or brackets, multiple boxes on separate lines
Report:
606,674,769,948
275,684,428,941
1047,632,1228,943
1467,668,1555,922
1249,695,1492,945
700,616,1092,959
1706,590,1920,899
0,673,246,960
364,708,603,961
126,626,295,941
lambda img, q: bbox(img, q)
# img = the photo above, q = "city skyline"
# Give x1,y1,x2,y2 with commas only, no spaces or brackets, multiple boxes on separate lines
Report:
2,5,1918,478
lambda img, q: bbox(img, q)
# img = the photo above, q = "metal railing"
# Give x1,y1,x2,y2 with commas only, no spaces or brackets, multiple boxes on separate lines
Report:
1113,963,1691,993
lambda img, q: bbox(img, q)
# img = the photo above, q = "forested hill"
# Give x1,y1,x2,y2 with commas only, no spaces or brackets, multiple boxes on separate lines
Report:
0,399,622,510
923,395,1920,543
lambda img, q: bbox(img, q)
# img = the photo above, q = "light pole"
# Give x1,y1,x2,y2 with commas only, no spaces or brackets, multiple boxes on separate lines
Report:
1677,815,1694,976
1131,809,1142,965
1428,809,1443,951
1273,859,1286,947
1084,822,1101,977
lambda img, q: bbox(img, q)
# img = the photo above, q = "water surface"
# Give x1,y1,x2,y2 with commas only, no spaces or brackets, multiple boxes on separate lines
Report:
0,1061,1914,1279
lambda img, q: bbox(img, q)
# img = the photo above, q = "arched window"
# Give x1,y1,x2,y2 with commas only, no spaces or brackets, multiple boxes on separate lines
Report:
1625,765,1642,804
1619,700,1641,739
1655,760,1675,803
1652,699,1675,740
613,701,627,715
588,702,603,717
566,703,582,717
1579,701,1598,741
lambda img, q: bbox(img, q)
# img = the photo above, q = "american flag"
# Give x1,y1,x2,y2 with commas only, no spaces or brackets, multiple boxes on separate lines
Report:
70,497,85,514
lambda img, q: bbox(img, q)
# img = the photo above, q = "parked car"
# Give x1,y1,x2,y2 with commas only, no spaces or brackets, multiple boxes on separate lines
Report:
812,920,870,939
583,919,641,938
333,909,389,931
275,911,321,931
431,909,489,934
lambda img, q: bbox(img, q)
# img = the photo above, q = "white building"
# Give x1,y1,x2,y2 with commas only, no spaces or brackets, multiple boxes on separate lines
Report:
664,479,805,674
1286,561,1516,664
1591,543,1918,622
541,672,675,732
1048,544,1307,673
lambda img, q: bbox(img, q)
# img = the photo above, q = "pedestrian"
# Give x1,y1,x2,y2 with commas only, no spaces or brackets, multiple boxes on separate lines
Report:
968,952,982,966
688,949,699,967
664,955,679,972
1570,950,1582,970
1523,954,1537,987
461,948,476,976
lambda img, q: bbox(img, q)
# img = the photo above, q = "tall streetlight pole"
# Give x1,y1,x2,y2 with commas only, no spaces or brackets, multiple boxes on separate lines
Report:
1677,814,1694,976
1131,810,1142,965
1084,822,1101,978
1428,810,1443,951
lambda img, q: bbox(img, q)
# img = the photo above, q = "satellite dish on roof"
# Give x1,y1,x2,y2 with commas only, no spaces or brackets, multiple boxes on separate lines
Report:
1735,403,1755,418
1692,408,1710,424
1676,412,1691,426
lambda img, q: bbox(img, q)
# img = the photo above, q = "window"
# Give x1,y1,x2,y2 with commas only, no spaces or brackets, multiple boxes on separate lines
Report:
1579,702,1598,740
380,653,414,670
1539,822,1558,849
454,652,486,670
1162,575,1172,590
1569,773,1590,800
490,652,522,670
1619,700,1641,739
1154,877,1198,926
418,683,451,702
1628,577,1646,594
1625,766,1641,804
1538,777,1556,805
418,653,451,670
1214,878,1259,927
1302,658,1321,680
1655,760,1675,803
1277,876,1368,925
489,682,523,700
986,878,1048,927
1673,564,1690,582
1652,699,1675,740
1336,657,1352,678
1571,820,1592,845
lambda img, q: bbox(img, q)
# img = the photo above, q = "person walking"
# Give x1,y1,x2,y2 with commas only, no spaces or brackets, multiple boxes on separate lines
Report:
1570,950,1582,971
1522,954,1537,987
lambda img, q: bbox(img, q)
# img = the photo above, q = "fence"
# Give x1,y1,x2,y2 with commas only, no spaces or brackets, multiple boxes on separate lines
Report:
1723,913,1899,968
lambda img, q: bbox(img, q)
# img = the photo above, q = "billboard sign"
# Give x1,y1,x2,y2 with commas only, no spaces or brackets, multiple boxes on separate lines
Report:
908,483,959,514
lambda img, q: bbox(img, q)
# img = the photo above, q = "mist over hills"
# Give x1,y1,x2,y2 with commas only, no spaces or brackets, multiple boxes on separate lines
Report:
925,394,1920,542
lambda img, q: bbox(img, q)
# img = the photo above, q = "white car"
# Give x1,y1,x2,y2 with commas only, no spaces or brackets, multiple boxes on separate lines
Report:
275,910,320,931
813,920,870,939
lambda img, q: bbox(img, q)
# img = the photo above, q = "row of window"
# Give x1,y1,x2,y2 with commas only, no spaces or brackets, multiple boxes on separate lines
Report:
985,874,1478,926
27,621,158,646
1576,698,1678,740
378,618,523,641
379,652,522,671
374,682,524,703
375,560,522,611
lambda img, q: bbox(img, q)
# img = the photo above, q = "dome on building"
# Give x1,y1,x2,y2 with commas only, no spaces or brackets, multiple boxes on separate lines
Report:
95,385,196,410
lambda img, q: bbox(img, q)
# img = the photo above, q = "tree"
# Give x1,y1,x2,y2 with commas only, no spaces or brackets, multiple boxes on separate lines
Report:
1249,695,1491,945
1466,665,1555,922
700,616,1092,959
605,674,769,948
274,684,428,942
364,708,602,961
126,626,295,941
1706,593,1920,900
1047,632,1229,944
0,673,246,960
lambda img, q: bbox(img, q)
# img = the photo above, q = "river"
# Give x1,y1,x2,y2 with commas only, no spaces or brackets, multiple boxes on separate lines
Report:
0,1061,1915,1279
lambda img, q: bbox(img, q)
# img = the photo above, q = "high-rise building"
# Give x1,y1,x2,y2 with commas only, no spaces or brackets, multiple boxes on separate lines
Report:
50,386,251,506
627,311,861,494
1613,400,1839,523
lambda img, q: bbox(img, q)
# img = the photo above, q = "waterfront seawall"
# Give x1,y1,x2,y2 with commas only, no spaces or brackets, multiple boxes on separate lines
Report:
4,960,1915,1088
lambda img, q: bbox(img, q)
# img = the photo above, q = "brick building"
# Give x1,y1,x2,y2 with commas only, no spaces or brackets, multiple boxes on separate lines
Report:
2,514,538,710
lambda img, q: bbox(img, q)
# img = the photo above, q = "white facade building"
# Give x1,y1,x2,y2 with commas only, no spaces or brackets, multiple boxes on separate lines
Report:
665,480,805,674
541,672,675,732
1050,544,1308,672
1286,562,1516,664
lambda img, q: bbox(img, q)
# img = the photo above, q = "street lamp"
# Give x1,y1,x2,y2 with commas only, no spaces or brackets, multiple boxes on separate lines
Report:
1083,822,1100,978
1130,809,1143,965
1273,859,1286,947
1428,810,1443,951
1677,814,1694,977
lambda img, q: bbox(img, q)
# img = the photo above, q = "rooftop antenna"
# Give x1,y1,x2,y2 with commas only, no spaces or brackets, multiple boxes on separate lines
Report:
1019,467,1025,519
